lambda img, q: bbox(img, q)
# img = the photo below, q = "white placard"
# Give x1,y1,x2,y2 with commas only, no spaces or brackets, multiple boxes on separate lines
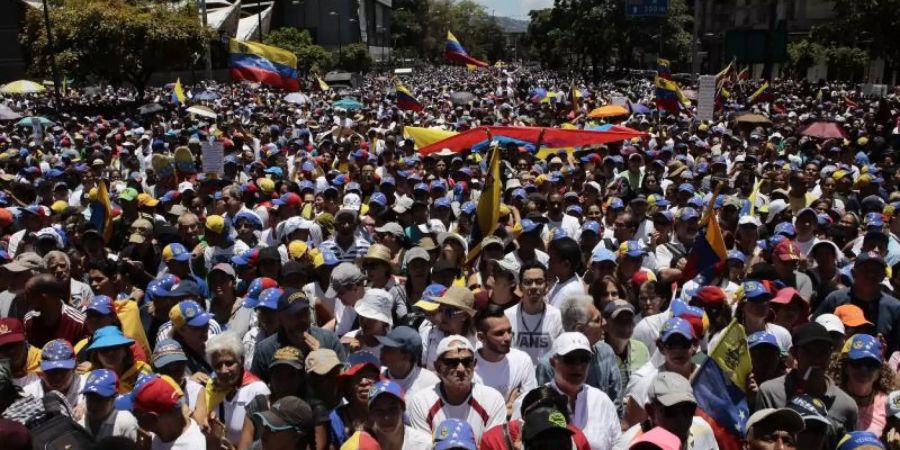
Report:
611,96,629,106
697,75,717,122
201,141,225,175
31,117,43,143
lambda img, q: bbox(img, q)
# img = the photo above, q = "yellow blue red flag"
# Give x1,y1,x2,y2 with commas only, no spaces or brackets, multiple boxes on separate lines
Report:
681,187,728,281
89,180,114,243
466,142,501,264
171,78,185,105
445,31,488,67
228,39,299,91
654,59,690,112
749,81,773,104
394,80,423,112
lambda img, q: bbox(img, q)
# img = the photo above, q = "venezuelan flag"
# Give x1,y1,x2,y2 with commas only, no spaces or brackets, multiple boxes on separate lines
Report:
171,78,185,105
228,39,299,91
681,189,728,282
89,180,113,243
654,59,689,112
445,31,488,67
748,81,773,104
692,319,751,450
395,81,423,112
715,59,734,89
316,75,330,91
466,143,500,264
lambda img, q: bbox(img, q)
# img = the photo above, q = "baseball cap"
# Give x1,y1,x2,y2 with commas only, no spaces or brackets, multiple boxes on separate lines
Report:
433,418,477,450
161,243,191,263
340,351,381,379
270,346,305,371
376,326,422,360
602,300,636,319
792,322,833,347
435,335,475,359
2,252,43,273
325,263,366,298
241,277,280,308
341,431,381,450
152,339,187,369
374,222,403,237
0,319,26,346
742,280,773,302
205,214,227,234
692,286,726,307
618,240,646,258
677,207,699,222
738,215,762,227
277,288,310,314
552,332,591,356
367,380,404,407
169,300,212,329
305,349,342,376
255,396,315,433
773,239,801,261
815,314,846,335
210,263,236,279
434,286,475,316
834,304,874,327
133,375,184,415
40,339,76,371
747,331,779,350
163,279,203,299
355,288,393,326
837,431,886,450
86,295,115,315
845,334,882,362
659,317,694,342
774,222,796,237
629,427,681,450
647,372,696,407
82,369,119,398
855,251,887,269
591,247,617,264
521,407,573,442
256,287,284,310
786,394,830,426
85,325,134,352
745,408,805,436
413,283,446,312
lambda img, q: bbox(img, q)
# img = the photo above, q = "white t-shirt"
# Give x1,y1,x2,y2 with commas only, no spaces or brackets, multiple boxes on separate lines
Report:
632,311,670,352
220,381,271,443
505,303,564,365
547,274,586,309
515,381,620,450
615,417,720,450
184,378,204,412
152,418,206,450
203,241,250,272
474,348,538,400
401,425,434,450
407,382,507,442
625,362,662,409
79,409,139,441
547,214,580,240
23,374,86,413
709,322,792,354
385,365,439,397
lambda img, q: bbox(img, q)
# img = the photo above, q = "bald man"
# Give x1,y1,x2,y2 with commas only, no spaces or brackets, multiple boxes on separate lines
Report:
23,274,87,347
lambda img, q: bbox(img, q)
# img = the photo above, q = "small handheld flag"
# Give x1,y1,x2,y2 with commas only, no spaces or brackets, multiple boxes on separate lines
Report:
317,75,331,91
394,80,423,112
748,81,773,104
172,78,185,105
466,141,501,264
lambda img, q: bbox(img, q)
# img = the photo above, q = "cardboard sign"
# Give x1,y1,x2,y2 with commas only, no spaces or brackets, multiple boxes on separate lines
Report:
202,141,225,176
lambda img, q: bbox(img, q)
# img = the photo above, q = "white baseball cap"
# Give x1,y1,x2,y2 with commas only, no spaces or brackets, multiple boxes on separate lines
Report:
435,335,474,358
354,288,393,327
815,313,846,335
178,181,195,194
341,192,362,211
552,332,591,356
738,215,762,227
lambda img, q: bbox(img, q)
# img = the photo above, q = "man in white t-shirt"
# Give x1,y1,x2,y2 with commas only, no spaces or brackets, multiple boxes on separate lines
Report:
367,380,433,450
407,335,506,441
324,262,367,337
79,369,139,441
506,261,564,364
132,375,206,450
474,305,538,404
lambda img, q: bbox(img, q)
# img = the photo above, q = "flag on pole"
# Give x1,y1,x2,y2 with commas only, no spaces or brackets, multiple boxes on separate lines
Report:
466,142,501,264
316,76,331,91
692,319,752,450
654,59,690,112
748,81,773,104
681,185,728,282
171,78,185,105
737,67,750,80
444,31,488,67
89,180,114,243
715,59,735,89
394,80,423,112
228,39,299,91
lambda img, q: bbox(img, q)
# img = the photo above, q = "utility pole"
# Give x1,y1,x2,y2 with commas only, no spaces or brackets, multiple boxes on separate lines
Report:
199,0,213,80
692,0,701,74
40,0,62,113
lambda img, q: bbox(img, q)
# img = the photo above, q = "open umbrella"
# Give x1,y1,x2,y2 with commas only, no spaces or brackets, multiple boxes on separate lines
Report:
418,126,646,156
185,105,217,119
193,90,219,101
16,116,53,127
284,92,310,105
1,80,45,94
0,105,22,121
733,113,772,126
138,103,164,115
799,121,848,140
627,102,651,115
588,105,630,119
333,98,363,111
450,91,475,106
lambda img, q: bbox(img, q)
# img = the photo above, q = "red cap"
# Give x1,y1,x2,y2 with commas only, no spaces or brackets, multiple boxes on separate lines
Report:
134,376,184,415
695,286,727,306
0,209,13,228
772,287,804,305
0,319,25,346
773,239,801,261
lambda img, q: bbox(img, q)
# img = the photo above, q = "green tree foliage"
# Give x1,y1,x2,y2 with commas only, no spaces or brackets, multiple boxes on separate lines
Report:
524,0,692,76
339,43,373,73
264,27,333,73
392,0,508,63
787,40,824,79
812,0,900,69
20,0,211,93
826,46,869,81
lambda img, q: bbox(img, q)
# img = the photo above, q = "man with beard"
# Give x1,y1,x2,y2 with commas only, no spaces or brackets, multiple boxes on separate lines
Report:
407,335,506,441
474,305,538,412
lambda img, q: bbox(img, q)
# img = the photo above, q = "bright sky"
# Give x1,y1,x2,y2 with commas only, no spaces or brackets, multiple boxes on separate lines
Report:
473,0,554,19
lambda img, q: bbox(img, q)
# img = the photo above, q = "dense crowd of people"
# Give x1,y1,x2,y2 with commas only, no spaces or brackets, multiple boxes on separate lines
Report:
0,62,898,450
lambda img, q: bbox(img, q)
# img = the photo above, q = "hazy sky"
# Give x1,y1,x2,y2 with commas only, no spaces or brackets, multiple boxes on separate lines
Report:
474,0,554,19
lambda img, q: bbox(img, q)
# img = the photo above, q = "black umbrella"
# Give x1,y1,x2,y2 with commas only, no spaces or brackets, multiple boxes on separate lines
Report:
138,103,164,115
614,79,630,87
450,91,475,105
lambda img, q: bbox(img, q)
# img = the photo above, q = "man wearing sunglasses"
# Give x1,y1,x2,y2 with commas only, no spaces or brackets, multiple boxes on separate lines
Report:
407,335,506,441
617,372,719,450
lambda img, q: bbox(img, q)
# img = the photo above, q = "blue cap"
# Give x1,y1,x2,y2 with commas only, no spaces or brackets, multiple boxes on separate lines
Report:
368,380,405,407
264,167,283,177
591,247,617,264
865,212,884,229
225,155,240,166
257,287,284,310
321,250,340,266
520,219,543,234
369,192,388,207
846,334,883,362
40,339,76,371
246,278,280,307
82,369,119,398
301,161,315,172
162,243,191,262
434,197,451,209
145,274,180,303
608,198,624,209
620,240,646,258
433,418,477,450
414,182,429,192
747,331,779,350
430,179,447,191
687,196,704,208
727,249,747,264
86,326,135,352
774,222,796,237
381,176,396,186
582,221,601,235
566,205,583,215
678,183,694,194
660,317,694,341
375,326,422,359
346,351,381,371
460,202,476,215
152,339,187,368
174,300,212,327
163,279,202,298
232,248,260,267
838,431,886,450
86,295,115,315
299,180,315,192
512,188,527,200
331,174,347,186
677,207,699,221
654,210,675,223
742,280,772,301
346,181,361,193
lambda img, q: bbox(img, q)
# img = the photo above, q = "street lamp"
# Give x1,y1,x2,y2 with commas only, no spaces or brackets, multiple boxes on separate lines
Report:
329,11,341,62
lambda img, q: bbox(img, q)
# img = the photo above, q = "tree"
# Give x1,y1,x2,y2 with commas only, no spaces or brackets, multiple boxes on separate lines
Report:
20,0,211,93
787,40,825,79
264,27,332,73
826,46,868,81
339,43,372,72
812,0,900,76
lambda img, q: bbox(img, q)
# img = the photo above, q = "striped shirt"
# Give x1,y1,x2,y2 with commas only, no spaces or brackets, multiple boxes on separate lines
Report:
407,382,506,441
319,237,371,263
24,303,87,348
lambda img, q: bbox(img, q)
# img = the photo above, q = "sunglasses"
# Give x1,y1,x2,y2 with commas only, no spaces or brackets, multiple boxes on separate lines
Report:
662,338,694,350
560,353,591,366
848,359,881,371
440,357,474,368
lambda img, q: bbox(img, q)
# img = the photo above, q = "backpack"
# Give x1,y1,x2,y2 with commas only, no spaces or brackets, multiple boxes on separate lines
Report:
29,392,94,450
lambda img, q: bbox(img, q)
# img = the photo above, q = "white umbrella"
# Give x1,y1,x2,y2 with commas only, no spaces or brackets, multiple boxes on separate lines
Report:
186,105,217,119
284,92,310,105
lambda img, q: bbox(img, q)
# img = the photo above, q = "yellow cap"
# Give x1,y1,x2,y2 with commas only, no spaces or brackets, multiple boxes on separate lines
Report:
833,170,848,180
205,214,226,234
288,240,309,259
137,193,159,207
51,200,68,214
258,178,275,194
499,204,510,216
858,137,869,146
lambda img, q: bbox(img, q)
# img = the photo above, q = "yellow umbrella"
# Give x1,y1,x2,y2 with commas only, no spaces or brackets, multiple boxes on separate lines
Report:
0,80,46,94
588,104,629,119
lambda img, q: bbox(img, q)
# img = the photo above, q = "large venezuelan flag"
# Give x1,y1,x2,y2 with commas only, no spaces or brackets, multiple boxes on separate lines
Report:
692,319,751,450
89,180,114,243
681,190,728,282
228,39,299,91
466,143,500,264
654,59,689,112
445,31,488,67
395,81,423,112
